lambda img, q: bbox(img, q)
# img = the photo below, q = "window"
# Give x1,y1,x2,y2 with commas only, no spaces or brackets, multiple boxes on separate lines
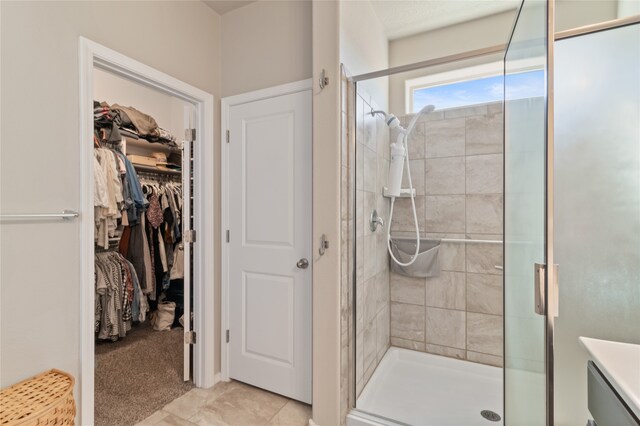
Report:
406,62,545,113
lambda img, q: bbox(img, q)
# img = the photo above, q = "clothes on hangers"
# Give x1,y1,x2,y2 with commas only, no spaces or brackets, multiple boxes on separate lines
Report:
95,251,147,341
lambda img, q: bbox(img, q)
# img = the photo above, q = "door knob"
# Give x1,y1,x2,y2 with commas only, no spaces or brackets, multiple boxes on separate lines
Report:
297,258,309,269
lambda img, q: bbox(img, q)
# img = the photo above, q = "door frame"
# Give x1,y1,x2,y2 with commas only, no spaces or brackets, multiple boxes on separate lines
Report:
220,79,313,381
79,37,216,425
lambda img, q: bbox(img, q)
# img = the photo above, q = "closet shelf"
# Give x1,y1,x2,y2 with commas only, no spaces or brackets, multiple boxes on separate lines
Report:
133,164,182,175
124,136,181,154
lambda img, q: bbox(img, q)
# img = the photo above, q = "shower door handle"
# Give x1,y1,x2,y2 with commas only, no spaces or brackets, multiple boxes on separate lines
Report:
297,258,309,269
534,263,546,315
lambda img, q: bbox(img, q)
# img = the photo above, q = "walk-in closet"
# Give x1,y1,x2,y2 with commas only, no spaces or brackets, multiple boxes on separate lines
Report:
92,68,195,426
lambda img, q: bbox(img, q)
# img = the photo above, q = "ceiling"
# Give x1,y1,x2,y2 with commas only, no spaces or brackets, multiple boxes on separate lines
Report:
370,1,521,40
203,0,256,15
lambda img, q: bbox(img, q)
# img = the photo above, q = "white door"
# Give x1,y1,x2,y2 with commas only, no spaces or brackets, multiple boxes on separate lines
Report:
227,89,312,403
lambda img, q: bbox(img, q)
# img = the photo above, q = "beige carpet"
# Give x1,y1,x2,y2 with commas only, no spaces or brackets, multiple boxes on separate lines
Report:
95,322,194,426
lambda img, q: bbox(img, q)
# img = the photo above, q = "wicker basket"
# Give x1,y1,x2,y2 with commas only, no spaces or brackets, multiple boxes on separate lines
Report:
0,369,75,425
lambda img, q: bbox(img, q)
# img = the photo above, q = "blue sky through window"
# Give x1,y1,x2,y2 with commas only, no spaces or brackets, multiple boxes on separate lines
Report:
413,70,544,111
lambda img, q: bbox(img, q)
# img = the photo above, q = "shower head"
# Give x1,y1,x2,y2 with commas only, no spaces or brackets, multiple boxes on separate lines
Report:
371,110,402,130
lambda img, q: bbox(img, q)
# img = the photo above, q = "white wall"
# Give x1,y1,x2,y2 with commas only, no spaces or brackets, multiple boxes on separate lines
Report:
339,0,389,109
0,0,221,415
221,0,312,97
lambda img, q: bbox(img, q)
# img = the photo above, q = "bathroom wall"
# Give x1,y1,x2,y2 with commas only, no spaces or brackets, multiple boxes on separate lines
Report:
353,87,392,397
0,1,221,418
388,101,504,367
220,0,312,97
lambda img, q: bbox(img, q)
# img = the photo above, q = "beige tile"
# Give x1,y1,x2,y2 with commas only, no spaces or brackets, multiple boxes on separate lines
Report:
425,118,465,158
364,191,376,237
444,104,488,119
356,142,364,191
164,389,208,420
376,304,390,361
266,401,312,426
425,343,466,360
356,190,364,237
401,159,425,195
375,270,389,313
204,382,288,425
426,195,465,233
467,351,503,367
363,234,376,280
189,408,230,426
363,146,377,193
467,312,503,356
363,322,377,372
375,231,388,274
466,113,503,155
467,273,503,315
363,276,377,325
355,378,364,398
390,196,425,233
137,410,171,426
425,271,465,310
425,307,466,349
390,273,425,305
466,194,503,234
155,415,198,426
466,154,503,194
390,302,425,341
341,112,348,168
364,107,377,152
406,122,425,159
341,166,349,221
425,156,465,195
466,235,503,275
355,330,364,382
363,355,377,385
427,233,466,272
487,102,503,115
376,115,390,159
390,337,426,351
356,235,364,283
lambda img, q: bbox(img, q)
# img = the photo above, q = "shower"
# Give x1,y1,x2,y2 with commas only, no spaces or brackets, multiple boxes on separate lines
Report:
371,104,435,266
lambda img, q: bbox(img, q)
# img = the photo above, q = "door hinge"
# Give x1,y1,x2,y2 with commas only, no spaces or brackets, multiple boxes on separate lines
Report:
226,230,230,243
184,230,197,243
226,329,230,343
226,130,230,143
184,331,196,344
185,128,196,142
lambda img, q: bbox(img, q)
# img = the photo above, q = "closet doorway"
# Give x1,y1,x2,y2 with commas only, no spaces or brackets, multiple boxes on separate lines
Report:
79,38,215,426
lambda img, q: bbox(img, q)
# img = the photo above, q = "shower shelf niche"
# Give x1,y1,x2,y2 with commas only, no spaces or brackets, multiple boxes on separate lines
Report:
383,187,416,198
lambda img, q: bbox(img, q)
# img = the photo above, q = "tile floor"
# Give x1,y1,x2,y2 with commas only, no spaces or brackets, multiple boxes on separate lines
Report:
135,380,312,426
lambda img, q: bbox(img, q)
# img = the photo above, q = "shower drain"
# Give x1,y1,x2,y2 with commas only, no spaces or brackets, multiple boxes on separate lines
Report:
480,410,502,422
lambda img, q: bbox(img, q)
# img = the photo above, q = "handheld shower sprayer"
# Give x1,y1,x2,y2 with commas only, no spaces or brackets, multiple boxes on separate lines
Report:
372,105,436,267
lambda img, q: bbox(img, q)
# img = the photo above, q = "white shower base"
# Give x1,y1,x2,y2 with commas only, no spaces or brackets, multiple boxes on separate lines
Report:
347,347,503,426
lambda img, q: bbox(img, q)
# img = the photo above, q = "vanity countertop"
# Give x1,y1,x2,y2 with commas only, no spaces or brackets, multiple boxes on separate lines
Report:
580,336,640,418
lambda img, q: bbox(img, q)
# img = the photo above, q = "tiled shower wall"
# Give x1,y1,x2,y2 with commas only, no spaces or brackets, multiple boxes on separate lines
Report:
354,89,391,397
389,102,505,367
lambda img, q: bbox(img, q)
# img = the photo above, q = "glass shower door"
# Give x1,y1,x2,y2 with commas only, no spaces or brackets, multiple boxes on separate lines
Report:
504,0,553,424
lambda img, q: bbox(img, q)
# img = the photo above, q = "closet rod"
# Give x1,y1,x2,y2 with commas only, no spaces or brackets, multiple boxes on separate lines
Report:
0,210,79,220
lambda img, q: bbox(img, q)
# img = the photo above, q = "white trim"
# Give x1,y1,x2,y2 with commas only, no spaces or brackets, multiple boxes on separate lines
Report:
79,37,215,426
220,79,313,382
